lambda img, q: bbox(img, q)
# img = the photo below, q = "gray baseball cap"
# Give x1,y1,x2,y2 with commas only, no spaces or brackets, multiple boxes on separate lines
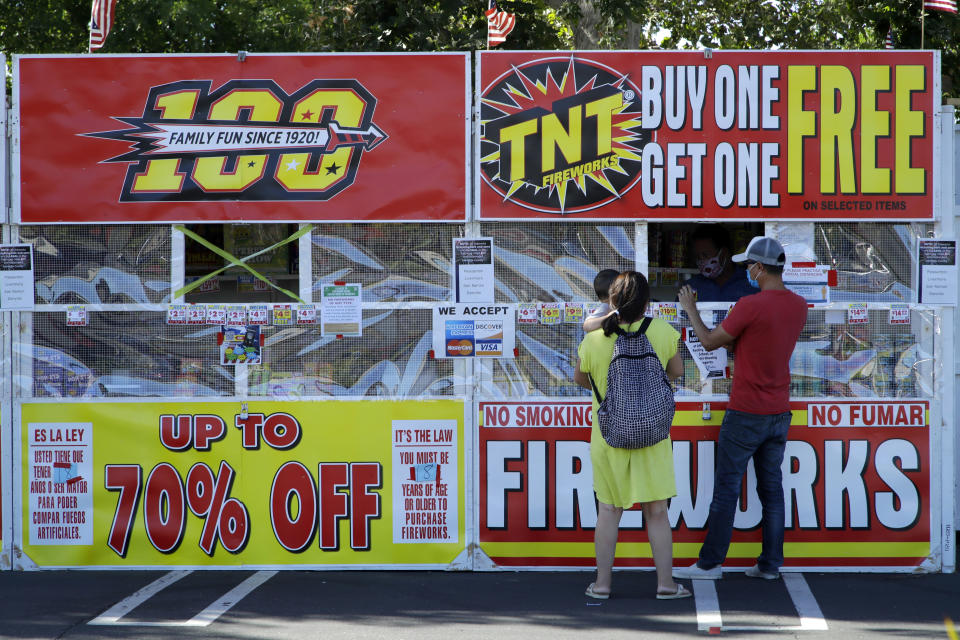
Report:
731,236,786,266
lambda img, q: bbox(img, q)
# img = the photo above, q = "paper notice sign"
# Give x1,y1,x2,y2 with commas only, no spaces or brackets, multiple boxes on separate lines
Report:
563,303,584,323
539,303,561,325
247,304,269,325
272,304,294,326
847,303,869,324
517,303,538,324
683,328,728,380
206,304,226,325
186,305,206,325
392,419,458,544
296,304,317,325
888,304,910,325
225,305,247,326
66,306,87,326
166,304,188,325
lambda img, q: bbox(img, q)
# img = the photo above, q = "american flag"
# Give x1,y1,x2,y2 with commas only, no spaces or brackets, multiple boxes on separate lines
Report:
924,0,957,13
89,0,118,52
884,28,895,49
486,1,516,47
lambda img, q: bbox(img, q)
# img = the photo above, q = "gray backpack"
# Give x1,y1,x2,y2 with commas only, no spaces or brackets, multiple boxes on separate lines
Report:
588,317,676,449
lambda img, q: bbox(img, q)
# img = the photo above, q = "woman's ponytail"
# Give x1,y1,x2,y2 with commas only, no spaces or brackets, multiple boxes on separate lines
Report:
600,271,650,336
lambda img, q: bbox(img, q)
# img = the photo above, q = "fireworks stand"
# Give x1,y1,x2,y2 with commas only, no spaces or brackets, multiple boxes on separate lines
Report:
0,50,955,573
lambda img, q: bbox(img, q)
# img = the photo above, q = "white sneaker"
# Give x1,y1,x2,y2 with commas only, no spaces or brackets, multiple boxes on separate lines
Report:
744,564,780,580
672,562,722,580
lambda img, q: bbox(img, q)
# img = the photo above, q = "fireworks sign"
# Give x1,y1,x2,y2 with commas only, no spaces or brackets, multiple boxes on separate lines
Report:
477,51,937,220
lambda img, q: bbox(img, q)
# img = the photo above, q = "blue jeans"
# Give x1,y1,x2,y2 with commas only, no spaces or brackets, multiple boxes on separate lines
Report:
697,409,792,573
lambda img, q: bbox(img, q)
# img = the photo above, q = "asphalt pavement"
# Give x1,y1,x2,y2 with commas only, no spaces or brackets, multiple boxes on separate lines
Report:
0,568,958,639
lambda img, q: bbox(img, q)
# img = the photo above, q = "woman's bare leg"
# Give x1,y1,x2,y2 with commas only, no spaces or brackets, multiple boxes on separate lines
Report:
593,501,624,593
642,499,679,592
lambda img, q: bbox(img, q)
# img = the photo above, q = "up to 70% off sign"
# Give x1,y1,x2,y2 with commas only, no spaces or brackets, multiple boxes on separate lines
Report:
104,413,382,557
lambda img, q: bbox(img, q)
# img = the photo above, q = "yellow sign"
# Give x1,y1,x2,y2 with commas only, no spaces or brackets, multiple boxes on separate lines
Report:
21,400,464,567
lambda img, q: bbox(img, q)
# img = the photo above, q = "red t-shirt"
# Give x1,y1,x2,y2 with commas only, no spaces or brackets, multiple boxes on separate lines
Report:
721,289,808,414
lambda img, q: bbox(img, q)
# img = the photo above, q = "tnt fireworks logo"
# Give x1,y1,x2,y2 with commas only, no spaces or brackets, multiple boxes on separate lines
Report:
85,79,387,202
480,56,649,214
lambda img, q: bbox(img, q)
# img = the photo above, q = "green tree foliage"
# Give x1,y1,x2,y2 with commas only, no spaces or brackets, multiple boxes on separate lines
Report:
0,0,957,97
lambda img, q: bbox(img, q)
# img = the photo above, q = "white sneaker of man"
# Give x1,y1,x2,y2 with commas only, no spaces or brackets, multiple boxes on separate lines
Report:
672,562,722,580
744,564,780,580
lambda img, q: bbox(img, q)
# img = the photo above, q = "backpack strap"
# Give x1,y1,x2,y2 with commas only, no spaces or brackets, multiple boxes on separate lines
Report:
588,373,603,404
638,316,652,334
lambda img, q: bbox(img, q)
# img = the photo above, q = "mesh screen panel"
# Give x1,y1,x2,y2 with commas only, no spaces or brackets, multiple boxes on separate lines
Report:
250,309,454,398
311,224,463,303
813,223,934,302
27,312,232,398
480,223,635,303
482,308,933,400
21,225,171,305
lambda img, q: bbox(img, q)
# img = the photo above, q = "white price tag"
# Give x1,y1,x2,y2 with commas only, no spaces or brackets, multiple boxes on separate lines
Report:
847,303,869,324
166,304,188,325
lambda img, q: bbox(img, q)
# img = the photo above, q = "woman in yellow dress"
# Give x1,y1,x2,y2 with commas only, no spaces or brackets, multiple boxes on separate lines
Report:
573,271,690,600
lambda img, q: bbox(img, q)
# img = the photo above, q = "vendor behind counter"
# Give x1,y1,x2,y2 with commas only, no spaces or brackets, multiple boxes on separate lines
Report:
680,224,756,302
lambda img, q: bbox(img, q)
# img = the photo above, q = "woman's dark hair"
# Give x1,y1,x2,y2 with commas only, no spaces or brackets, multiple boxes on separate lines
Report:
601,271,650,336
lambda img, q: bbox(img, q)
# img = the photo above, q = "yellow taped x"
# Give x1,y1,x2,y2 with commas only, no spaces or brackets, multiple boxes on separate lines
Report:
174,224,314,303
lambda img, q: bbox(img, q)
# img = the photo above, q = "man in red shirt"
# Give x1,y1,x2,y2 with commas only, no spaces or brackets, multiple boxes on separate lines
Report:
674,236,807,581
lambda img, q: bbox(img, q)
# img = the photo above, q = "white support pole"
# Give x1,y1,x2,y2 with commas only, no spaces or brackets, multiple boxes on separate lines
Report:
171,226,185,304
937,106,956,572
298,223,313,304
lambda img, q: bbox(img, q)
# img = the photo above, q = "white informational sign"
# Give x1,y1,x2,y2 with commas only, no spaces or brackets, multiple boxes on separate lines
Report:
889,304,910,325
247,304,269,325
225,305,247,326
166,304,187,325
392,419,458,544
28,422,94,545
186,305,206,325
783,263,832,303
683,328,728,380
65,306,87,327
432,304,516,358
918,239,957,305
0,244,34,310
517,303,538,324
452,237,495,303
320,283,362,337
296,303,318,325
847,302,869,324
206,304,226,325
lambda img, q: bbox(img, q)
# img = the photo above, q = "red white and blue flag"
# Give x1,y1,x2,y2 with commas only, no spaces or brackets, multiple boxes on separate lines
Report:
884,28,895,49
89,0,118,52
486,1,516,47
924,0,957,13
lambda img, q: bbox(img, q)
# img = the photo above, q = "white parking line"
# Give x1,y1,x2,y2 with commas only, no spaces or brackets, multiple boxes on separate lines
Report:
88,569,276,627
783,573,829,630
691,573,829,633
692,580,722,632
88,570,192,625
184,570,277,627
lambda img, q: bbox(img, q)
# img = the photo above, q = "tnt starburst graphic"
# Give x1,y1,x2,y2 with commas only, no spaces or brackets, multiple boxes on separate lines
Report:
480,56,650,215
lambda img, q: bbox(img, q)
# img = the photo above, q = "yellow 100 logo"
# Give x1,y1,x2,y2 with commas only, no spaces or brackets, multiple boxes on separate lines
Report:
86,79,387,202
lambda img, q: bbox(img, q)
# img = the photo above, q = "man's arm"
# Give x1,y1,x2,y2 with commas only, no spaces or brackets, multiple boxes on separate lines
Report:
677,285,735,351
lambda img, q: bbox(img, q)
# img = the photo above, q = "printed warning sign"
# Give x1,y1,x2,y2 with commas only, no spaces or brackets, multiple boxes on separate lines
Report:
28,422,93,545
392,419,458,544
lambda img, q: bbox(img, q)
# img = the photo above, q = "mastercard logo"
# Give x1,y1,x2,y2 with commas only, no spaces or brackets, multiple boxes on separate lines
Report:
446,339,473,356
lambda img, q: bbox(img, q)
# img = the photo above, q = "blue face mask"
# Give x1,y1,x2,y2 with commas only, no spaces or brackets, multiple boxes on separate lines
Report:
746,264,759,288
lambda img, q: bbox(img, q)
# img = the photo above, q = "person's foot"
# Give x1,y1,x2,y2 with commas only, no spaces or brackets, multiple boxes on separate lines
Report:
672,562,722,580
656,584,693,600
584,582,611,599
745,564,780,580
